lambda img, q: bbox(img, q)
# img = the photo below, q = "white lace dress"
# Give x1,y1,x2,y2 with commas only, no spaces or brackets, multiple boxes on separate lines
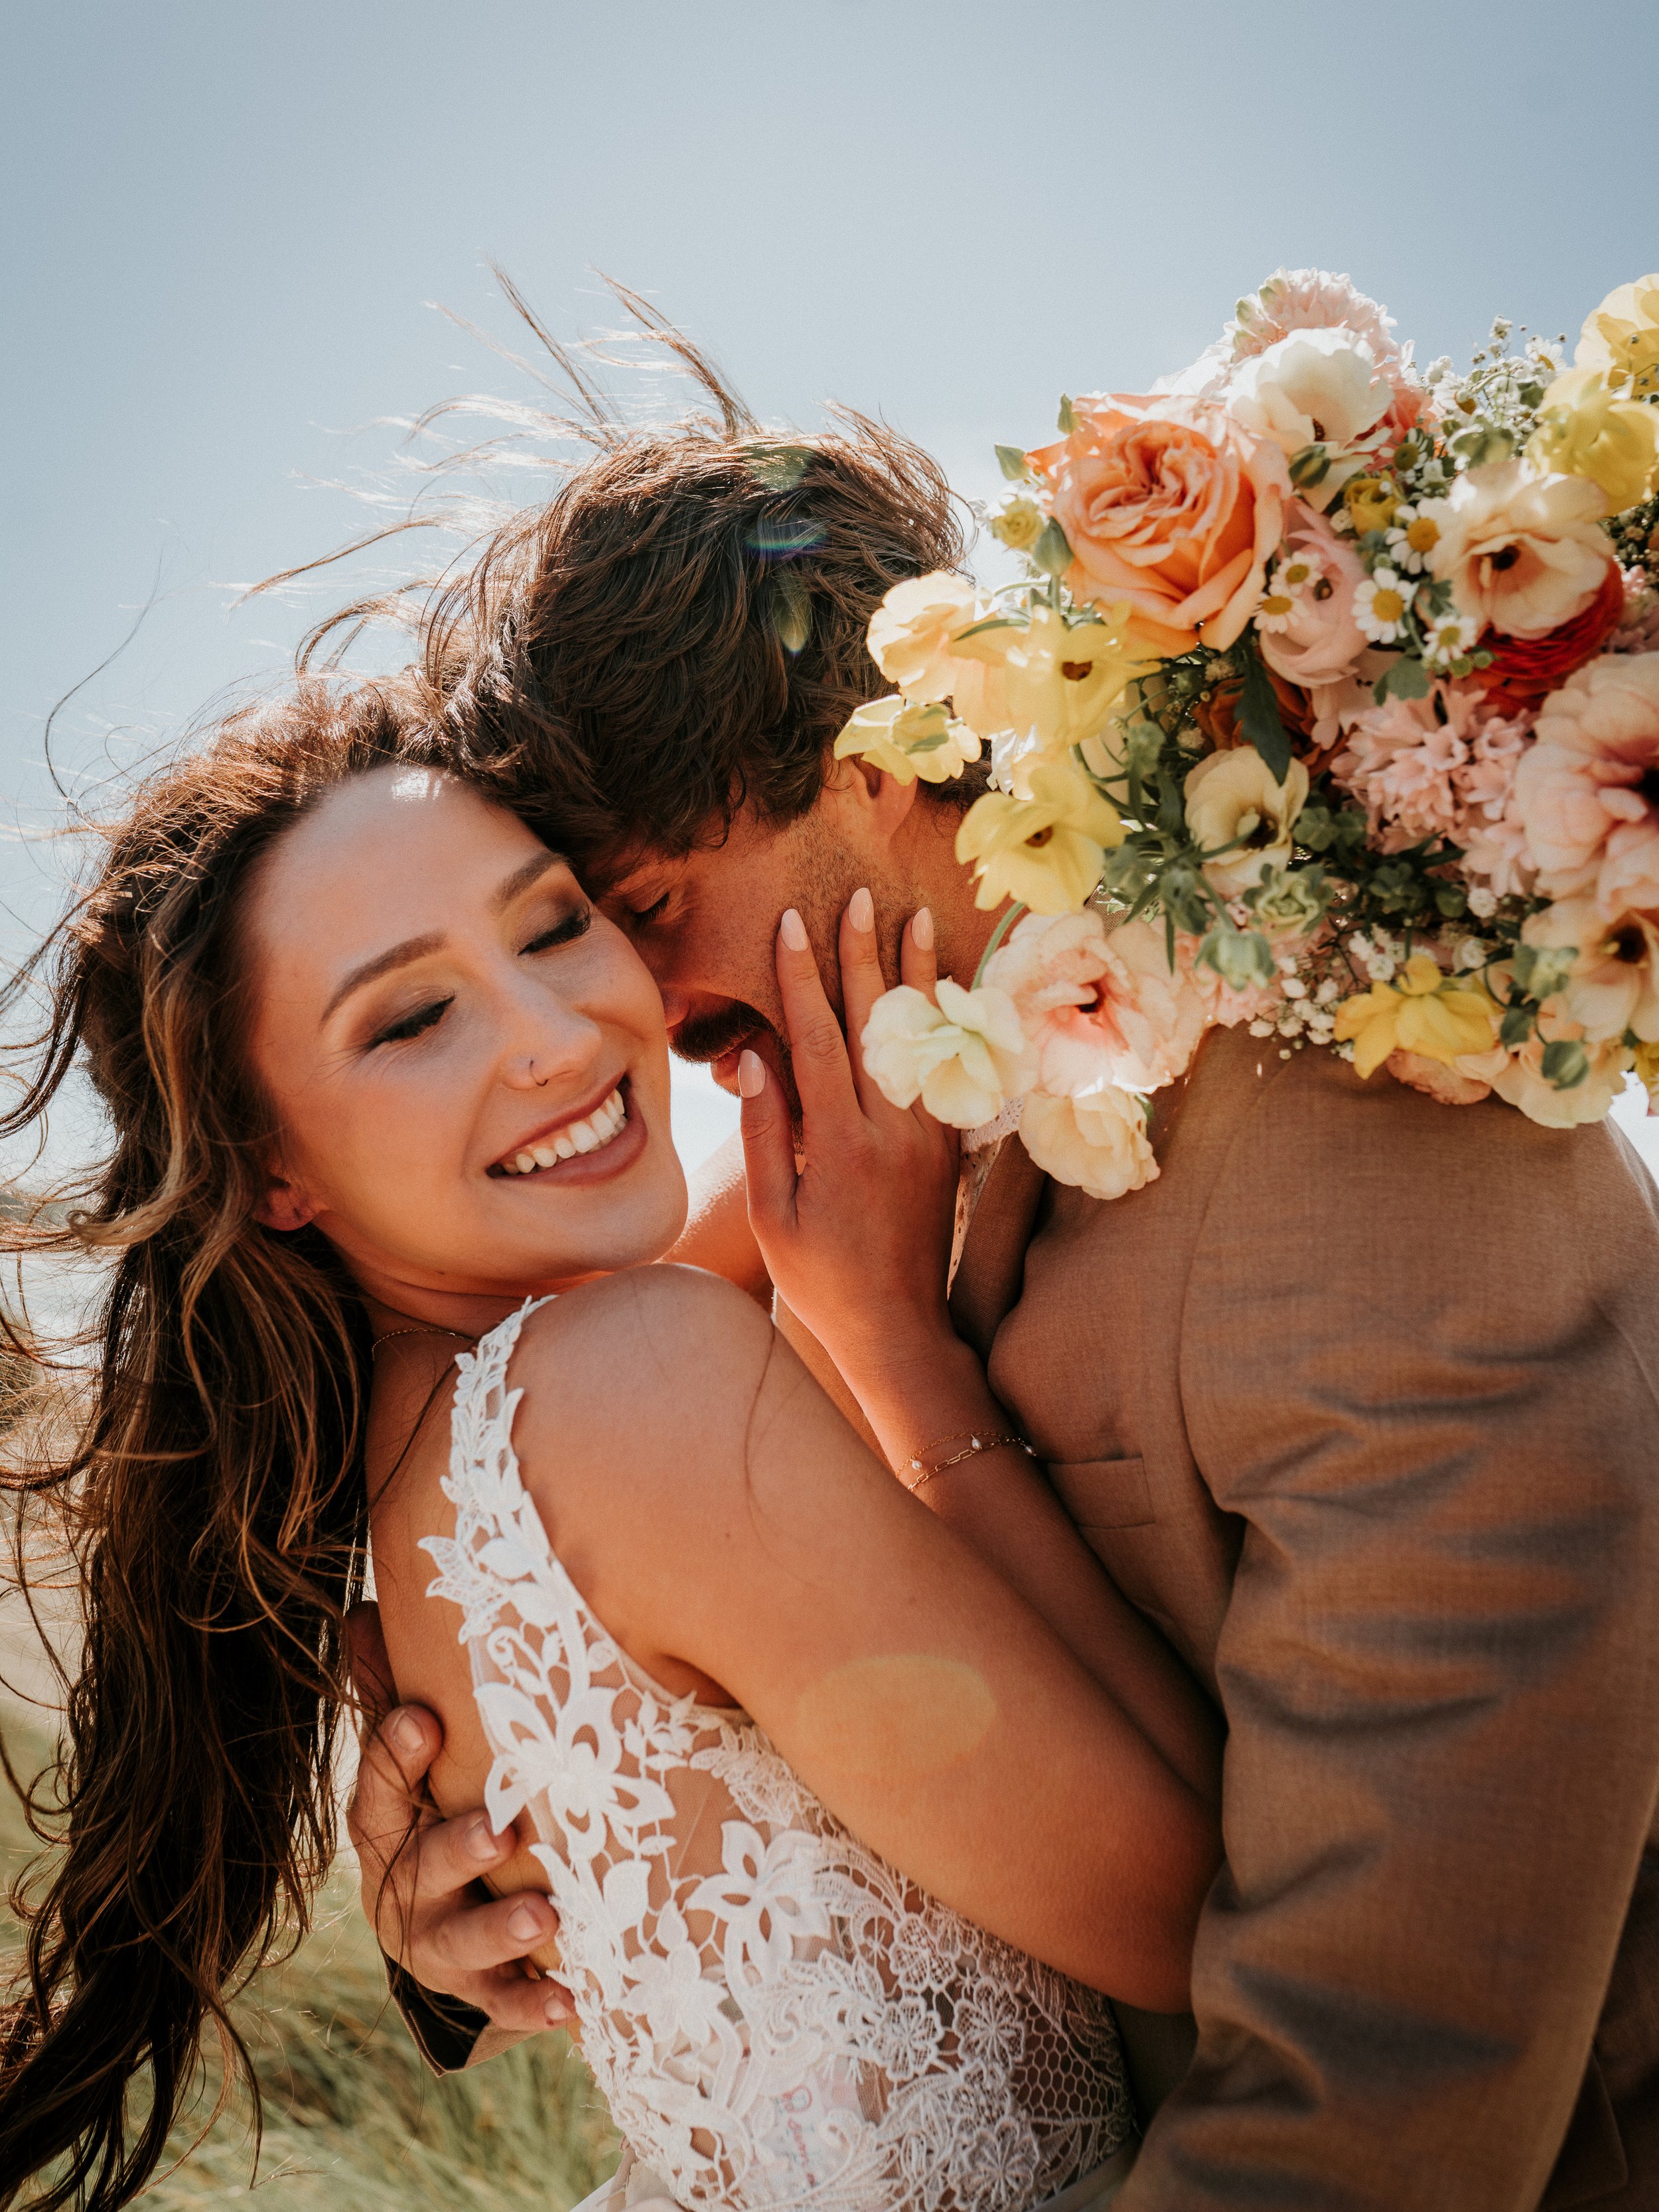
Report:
422,1303,1134,2212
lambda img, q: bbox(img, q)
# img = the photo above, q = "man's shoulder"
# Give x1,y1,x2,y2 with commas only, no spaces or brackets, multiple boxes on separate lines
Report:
1032,1022,1659,1303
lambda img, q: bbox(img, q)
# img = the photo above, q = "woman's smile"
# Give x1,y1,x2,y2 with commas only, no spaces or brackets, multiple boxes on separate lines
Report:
491,1076,645,1182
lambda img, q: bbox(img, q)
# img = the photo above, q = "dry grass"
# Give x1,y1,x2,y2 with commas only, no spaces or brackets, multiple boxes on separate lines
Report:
0,1701,620,2210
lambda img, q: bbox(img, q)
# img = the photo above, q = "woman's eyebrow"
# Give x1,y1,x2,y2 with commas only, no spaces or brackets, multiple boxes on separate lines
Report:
321,854,571,1022
322,934,445,1023
492,851,569,910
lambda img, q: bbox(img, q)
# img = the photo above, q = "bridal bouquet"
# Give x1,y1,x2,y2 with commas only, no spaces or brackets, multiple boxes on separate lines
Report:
837,268,1659,1199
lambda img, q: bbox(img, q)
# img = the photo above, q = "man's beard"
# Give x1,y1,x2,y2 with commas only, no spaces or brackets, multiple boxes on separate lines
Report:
672,1001,799,1115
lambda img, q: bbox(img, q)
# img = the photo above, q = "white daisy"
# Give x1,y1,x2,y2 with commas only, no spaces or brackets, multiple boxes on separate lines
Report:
1353,567,1413,644
1256,546,1325,632
1384,497,1451,575
1421,604,1480,669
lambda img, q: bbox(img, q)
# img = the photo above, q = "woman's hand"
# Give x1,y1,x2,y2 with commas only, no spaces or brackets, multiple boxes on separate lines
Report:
739,891,964,1404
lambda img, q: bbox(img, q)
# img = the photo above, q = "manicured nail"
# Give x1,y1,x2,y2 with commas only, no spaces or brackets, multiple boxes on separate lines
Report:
849,886,874,934
508,1902,546,1942
779,908,808,952
465,1816,504,1862
544,1990,574,2026
390,1710,425,1756
912,907,934,952
737,1049,766,1099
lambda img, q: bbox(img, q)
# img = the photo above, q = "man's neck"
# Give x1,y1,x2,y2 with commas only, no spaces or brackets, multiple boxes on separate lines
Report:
903,810,1007,991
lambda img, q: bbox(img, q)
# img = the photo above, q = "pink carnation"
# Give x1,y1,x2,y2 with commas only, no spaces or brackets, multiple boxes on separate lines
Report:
1333,683,1538,893
987,910,1208,1095
1228,268,1404,369
1512,652,1659,916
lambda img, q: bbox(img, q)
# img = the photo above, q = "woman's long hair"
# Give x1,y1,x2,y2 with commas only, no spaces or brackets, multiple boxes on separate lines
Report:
0,679,446,2211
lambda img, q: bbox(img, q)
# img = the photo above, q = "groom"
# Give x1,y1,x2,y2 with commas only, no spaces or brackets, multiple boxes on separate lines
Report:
350,402,1659,2208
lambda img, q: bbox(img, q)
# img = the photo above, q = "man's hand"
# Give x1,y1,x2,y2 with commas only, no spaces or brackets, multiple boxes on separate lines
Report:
345,1603,574,2037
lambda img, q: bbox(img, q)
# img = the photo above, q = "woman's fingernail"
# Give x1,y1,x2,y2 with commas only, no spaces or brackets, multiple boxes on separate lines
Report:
849,886,874,934
390,1710,425,1756
912,907,934,952
779,908,808,952
466,1816,504,1862
737,1049,766,1099
544,1991,573,2026
508,1902,546,1942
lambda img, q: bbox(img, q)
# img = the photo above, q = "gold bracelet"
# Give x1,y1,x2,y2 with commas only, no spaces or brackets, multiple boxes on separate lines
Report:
903,1430,1035,1492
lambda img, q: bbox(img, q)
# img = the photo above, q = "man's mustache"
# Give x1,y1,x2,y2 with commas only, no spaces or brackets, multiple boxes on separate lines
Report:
671,1002,774,1065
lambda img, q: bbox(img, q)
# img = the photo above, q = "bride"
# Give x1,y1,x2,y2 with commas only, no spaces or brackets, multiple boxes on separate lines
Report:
0,680,1220,2212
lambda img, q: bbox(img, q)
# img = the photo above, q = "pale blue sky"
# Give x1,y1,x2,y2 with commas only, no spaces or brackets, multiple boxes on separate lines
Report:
6,0,1659,1170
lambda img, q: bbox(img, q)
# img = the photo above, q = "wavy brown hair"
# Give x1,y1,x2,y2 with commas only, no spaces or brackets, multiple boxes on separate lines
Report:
0,679,446,2211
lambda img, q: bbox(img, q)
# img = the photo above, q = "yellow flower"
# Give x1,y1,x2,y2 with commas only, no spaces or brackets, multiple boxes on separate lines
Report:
998,605,1145,763
990,496,1046,552
1343,475,1400,536
956,759,1124,915
833,696,981,785
1333,954,1500,1080
1575,274,1659,399
1634,1037,1659,1108
861,980,1032,1126
1527,367,1659,514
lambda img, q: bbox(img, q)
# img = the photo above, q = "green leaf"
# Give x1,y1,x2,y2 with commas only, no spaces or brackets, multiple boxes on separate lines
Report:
1057,395,1077,434
1238,646,1292,782
995,443,1031,482
1288,443,1332,489
952,614,1025,640
1500,1002,1536,1050
1542,1038,1591,1090
1031,520,1073,577
1382,655,1431,702
1197,923,1277,993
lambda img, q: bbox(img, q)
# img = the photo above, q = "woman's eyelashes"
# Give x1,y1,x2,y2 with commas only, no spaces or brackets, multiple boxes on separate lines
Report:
370,995,453,1048
520,903,594,956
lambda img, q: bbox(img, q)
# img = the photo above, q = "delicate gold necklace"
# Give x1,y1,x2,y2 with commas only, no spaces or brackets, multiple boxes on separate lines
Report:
370,1324,478,1358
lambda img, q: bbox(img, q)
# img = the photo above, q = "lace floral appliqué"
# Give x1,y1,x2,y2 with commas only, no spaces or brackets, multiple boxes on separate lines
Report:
423,1301,1131,2211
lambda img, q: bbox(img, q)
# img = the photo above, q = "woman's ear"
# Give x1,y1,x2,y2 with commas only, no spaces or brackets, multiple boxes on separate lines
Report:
253,1162,317,1234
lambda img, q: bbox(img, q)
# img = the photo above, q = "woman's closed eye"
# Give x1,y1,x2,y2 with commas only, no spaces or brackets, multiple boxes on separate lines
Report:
520,904,595,956
370,995,453,1048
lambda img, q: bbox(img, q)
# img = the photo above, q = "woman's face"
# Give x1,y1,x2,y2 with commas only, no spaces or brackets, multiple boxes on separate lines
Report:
242,767,687,1309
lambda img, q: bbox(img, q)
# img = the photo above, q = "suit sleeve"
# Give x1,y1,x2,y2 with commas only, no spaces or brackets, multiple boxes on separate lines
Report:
1121,1067,1659,2211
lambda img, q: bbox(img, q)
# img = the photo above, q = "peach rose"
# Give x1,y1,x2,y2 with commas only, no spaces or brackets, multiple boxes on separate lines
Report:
1427,461,1614,640
1029,394,1289,656
1019,1087,1159,1202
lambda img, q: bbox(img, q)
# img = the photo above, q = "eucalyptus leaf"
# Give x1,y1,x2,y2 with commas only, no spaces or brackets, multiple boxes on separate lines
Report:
1542,1039,1591,1090
1057,395,1077,434
995,443,1031,482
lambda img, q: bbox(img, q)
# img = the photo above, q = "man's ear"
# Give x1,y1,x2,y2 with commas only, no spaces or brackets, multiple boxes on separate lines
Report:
253,1161,318,1234
824,758,919,848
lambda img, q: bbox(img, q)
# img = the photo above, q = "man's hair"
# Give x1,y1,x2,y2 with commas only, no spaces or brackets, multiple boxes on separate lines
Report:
435,334,974,880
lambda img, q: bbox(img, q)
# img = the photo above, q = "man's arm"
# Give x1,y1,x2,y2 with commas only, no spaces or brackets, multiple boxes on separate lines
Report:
1123,1071,1659,2208
345,1605,572,2069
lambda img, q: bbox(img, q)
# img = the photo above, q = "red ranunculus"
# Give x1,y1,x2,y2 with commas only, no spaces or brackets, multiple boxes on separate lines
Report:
1469,561,1626,709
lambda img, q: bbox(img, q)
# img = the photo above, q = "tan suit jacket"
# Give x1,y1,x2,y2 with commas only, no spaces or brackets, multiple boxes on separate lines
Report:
950,1023,1659,2211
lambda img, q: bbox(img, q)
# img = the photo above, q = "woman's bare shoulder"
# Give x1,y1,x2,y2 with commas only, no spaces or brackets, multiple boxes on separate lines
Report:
508,1265,786,1512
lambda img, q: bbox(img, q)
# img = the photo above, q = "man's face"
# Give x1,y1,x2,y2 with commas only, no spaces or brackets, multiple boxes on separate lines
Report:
599,798,878,1105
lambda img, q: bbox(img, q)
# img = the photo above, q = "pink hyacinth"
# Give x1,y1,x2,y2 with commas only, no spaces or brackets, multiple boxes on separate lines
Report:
1333,684,1537,893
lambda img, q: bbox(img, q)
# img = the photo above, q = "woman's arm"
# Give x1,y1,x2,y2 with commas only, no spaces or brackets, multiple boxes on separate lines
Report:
506,1269,1220,2014
739,900,1222,1806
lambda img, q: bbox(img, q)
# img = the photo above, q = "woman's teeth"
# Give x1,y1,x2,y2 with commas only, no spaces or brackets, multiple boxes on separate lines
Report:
500,1086,628,1175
